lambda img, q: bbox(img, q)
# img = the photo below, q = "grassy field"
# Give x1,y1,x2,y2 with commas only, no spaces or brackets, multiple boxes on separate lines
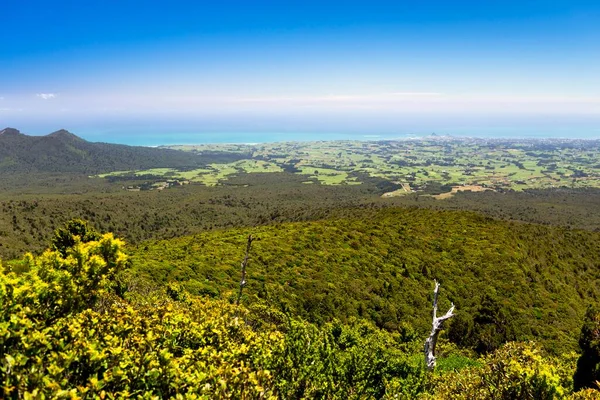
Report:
99,138,600,195
98,161,283,186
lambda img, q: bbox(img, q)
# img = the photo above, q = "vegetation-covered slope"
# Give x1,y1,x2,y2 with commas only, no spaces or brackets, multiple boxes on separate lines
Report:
0,127,219,174
1,221,599,398
131,207,600,354
0,174,390,259
1,168,600,261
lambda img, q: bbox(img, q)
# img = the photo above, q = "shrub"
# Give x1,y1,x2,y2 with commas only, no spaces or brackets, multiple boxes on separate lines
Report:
430,342,575,399
574,305,600,391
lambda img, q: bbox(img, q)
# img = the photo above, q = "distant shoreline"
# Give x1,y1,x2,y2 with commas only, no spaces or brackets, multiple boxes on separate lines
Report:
154,135,600,148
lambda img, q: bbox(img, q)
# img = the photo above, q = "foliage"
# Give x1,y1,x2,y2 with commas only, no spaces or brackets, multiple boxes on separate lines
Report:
1,171,600,262
51,218,101,257
263,318,426,399
448,294,518,354
574,305,600,391
0,231,127,396
0,227,424,398
429,342,577,399
131,207,600,354
0,224,598,398
1,295,280,398
1,232,127,322
0,171,393,260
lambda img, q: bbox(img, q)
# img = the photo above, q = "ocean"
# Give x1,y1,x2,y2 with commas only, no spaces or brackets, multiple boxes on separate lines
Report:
79,127,600,147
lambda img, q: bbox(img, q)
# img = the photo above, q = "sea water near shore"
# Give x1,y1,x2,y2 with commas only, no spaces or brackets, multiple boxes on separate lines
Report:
80,127,600,147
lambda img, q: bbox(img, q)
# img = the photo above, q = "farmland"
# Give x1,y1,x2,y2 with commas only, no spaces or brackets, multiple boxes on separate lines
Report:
97,137,600,196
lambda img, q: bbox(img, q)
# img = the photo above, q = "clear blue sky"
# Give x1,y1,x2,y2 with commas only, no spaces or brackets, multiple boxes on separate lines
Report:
1,0,599,143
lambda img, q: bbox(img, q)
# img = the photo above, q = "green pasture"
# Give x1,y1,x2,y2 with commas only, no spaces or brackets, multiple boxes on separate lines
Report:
102,139,600,192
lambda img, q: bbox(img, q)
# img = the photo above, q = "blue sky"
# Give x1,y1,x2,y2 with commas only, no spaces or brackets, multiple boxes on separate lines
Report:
1,0,599,142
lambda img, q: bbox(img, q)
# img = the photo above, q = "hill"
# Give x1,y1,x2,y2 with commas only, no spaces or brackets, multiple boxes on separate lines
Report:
0,127,223,174
2,218,598,398
131,207,600,354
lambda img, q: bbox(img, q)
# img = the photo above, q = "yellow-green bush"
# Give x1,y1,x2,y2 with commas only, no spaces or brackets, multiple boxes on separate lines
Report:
429,342,577,399
0,226,426,398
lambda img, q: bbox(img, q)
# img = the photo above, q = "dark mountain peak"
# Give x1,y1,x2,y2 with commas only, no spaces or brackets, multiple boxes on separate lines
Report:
46,129,85,142
0,127,203,174
0,127,23,137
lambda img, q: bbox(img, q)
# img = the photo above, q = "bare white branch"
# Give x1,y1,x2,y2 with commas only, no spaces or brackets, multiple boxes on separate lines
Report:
424,280,455,371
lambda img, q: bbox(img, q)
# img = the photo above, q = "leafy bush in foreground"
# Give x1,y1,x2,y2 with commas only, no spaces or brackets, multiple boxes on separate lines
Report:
428,342,576,399
0,225,424,398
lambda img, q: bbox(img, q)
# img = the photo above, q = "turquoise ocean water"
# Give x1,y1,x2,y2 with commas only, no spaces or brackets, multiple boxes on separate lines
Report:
80,127,600,147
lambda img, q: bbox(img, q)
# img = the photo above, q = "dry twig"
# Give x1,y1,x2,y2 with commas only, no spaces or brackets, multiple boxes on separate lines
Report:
424,280,455,370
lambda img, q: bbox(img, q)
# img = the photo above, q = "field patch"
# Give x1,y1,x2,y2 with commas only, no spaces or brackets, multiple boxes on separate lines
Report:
433,185,493,199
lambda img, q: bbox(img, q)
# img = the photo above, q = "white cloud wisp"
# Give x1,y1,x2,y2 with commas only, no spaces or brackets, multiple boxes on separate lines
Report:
36,93,57,100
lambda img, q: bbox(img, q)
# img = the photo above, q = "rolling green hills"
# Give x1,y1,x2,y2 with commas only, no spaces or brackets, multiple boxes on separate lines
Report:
131,207,600,355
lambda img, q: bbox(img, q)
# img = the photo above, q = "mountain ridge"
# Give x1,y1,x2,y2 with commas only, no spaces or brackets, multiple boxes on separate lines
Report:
0,127,24,137
0,127,207,174
45,129,85,141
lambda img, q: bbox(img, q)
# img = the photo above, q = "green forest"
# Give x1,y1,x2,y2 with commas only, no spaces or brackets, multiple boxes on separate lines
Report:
1,212,599,399
130,207,600,354
2,172,600,260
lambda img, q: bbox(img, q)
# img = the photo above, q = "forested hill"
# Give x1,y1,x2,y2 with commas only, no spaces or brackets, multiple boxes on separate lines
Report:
131,207,600,355
0,127,213,174
3,221,599,398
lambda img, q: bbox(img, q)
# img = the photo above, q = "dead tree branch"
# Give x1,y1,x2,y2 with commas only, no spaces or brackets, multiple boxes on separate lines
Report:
236,234,254,307
424,280,455,371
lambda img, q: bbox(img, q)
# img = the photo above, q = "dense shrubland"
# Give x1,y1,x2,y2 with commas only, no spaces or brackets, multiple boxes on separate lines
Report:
131,207,600,355
1,172,600,261
1,220,599,398
0,173,389,260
